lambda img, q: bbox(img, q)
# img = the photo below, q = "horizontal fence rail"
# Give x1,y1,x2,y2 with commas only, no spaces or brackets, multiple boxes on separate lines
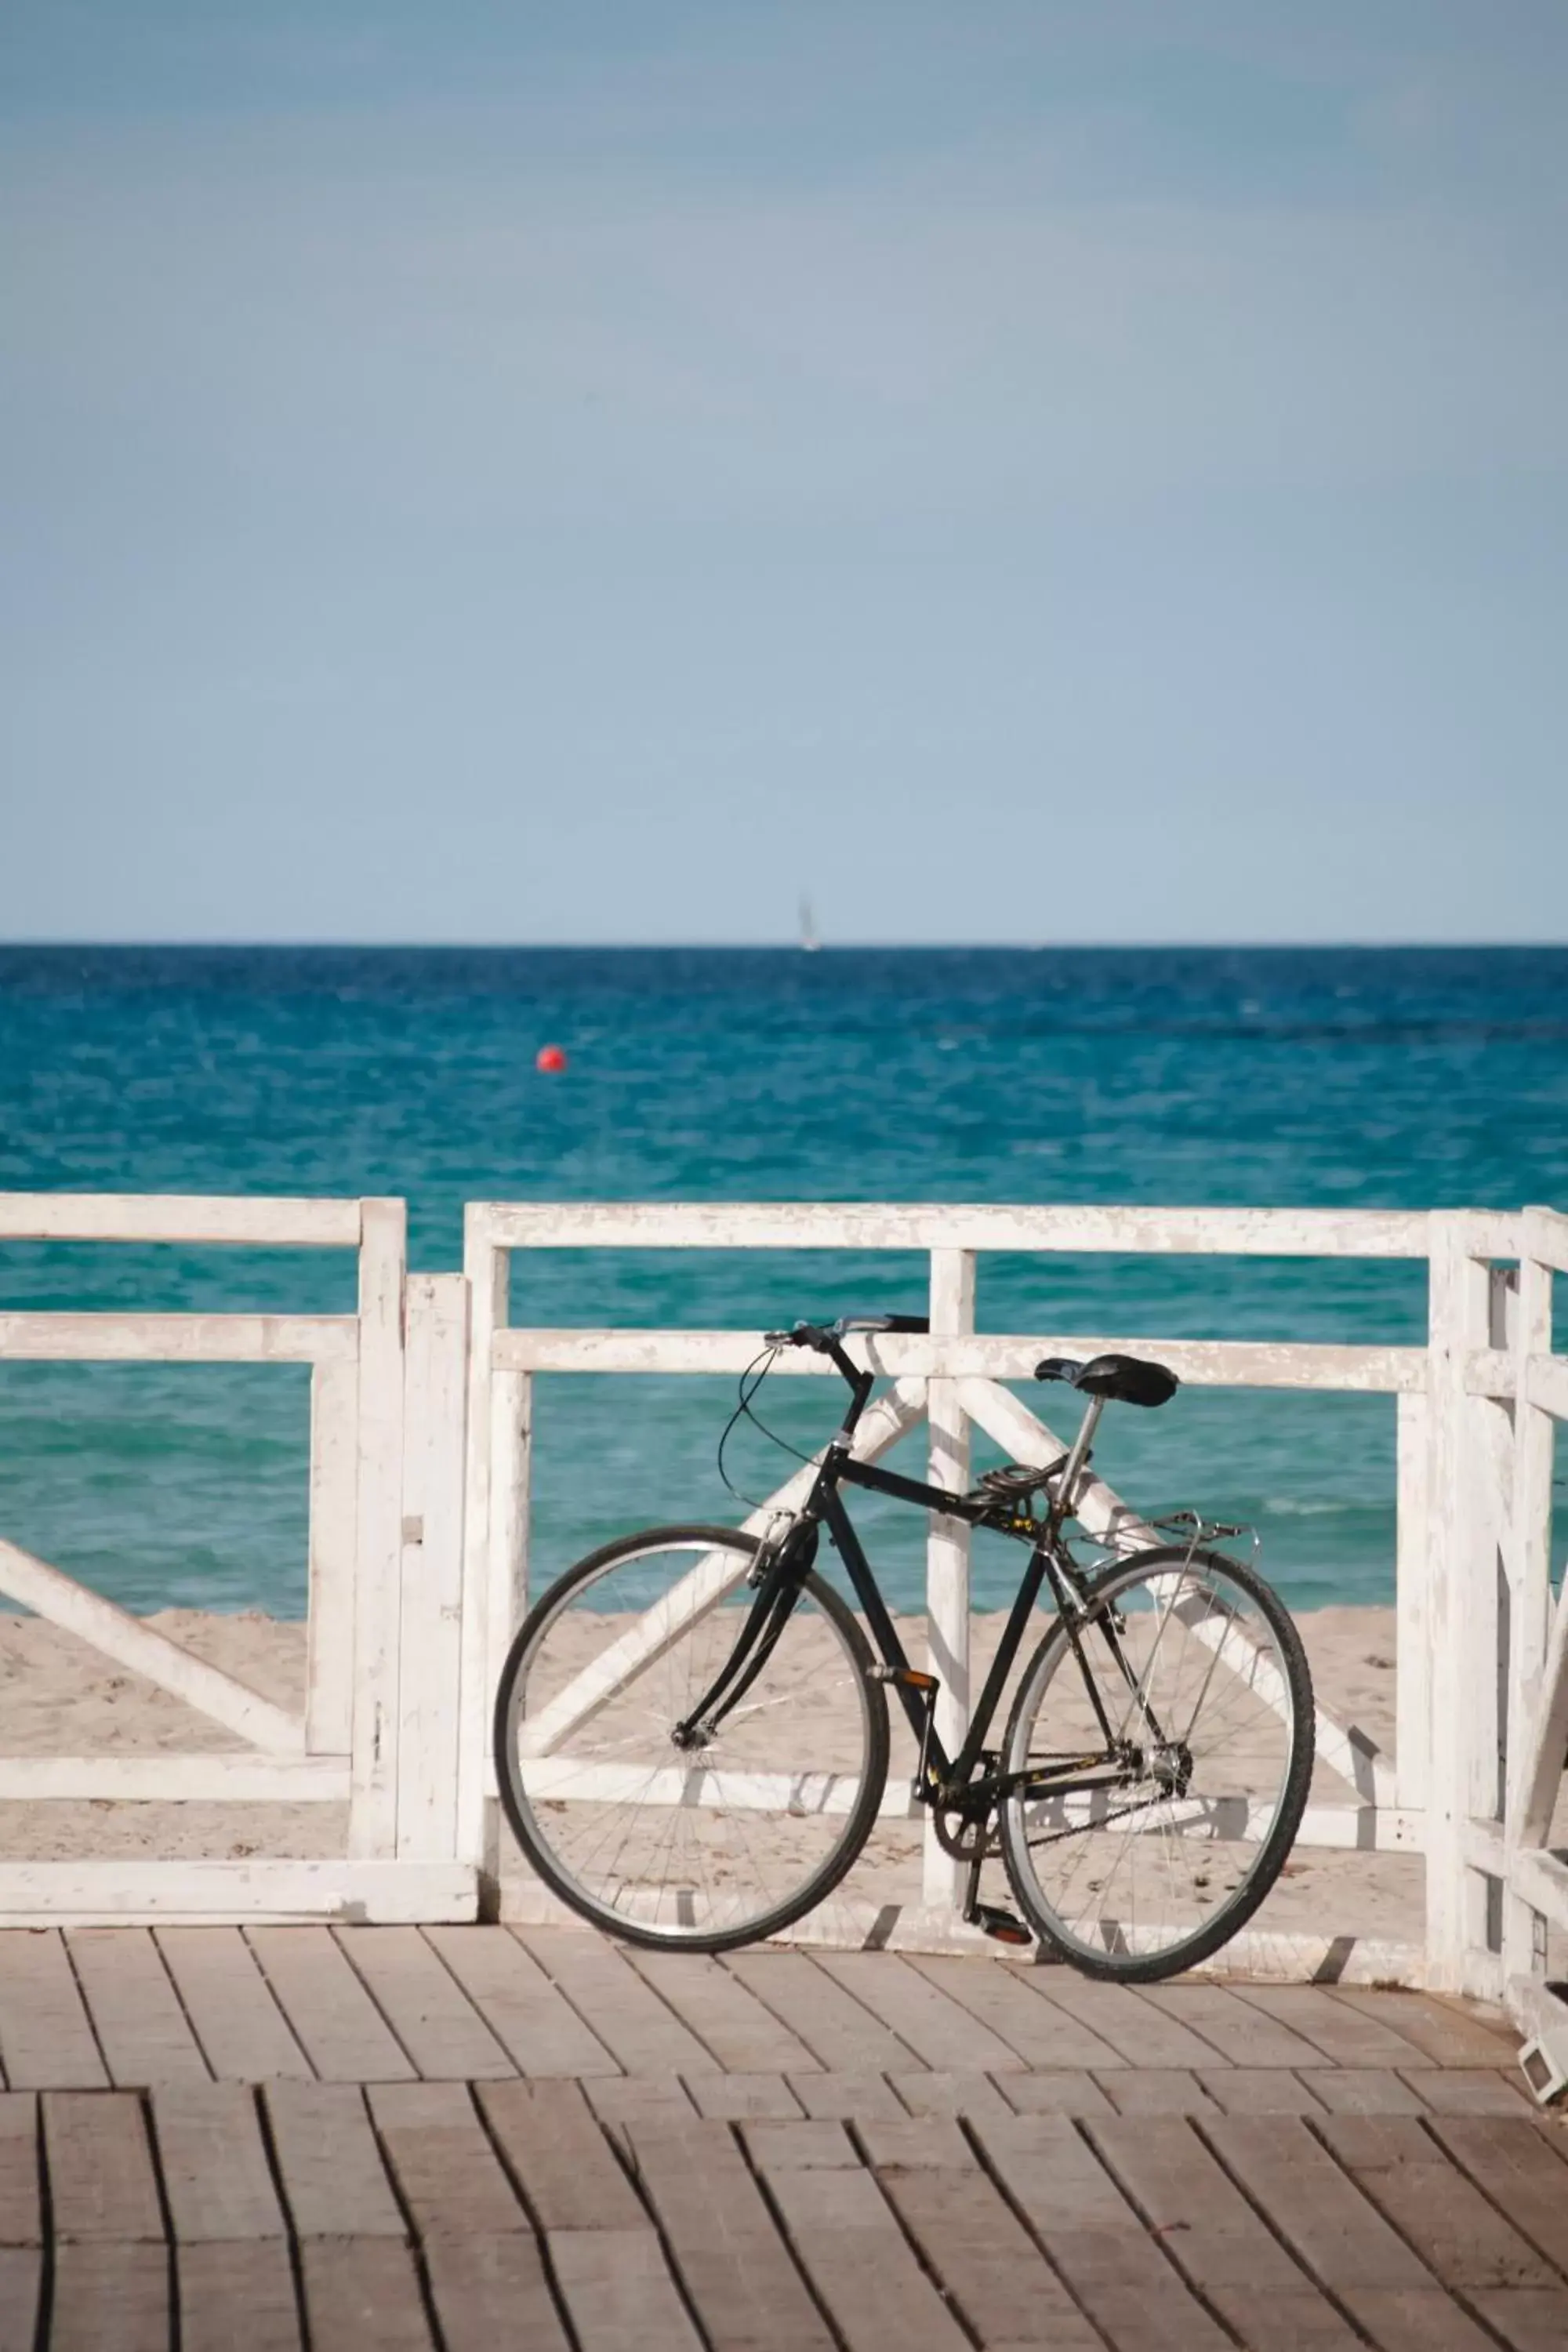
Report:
2,1189,1564,2042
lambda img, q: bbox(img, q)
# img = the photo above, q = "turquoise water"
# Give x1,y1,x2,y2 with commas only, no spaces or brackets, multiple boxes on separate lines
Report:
2,946,1564,1616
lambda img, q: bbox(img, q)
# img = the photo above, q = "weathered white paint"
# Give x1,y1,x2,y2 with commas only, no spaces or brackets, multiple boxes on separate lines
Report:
924,1246,975,1908
0,1313,357,1363
348,1198,407,1860
396,1275,470,1861
0,1193,362,1245
0,1860,474,1925
1394,1392,1432,1814
0,1534,304,1753
491,1326,1428,1392
0,1755,349,1801
306,1356,358,1758
470,1200,1468,1258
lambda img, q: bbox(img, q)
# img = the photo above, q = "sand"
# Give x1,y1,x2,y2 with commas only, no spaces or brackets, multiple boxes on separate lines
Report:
0,1601,1441,1950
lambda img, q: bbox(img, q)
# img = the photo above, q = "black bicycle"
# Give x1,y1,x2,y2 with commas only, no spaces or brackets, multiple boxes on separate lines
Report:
494,1313,1315,1980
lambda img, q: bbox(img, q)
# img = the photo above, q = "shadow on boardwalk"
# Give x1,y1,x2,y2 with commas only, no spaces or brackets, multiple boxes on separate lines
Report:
0,1923,1561,2350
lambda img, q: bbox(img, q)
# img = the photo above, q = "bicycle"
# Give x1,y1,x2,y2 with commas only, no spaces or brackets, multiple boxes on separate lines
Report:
494,1313,1316,1980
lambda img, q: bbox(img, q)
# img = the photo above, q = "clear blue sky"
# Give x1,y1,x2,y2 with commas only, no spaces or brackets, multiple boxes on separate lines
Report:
2,3,1564,944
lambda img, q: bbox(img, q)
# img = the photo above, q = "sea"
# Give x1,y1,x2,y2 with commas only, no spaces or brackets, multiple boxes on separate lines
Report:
2,946,1565,1619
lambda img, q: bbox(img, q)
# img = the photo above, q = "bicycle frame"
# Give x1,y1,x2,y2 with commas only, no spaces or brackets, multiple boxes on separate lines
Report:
681,1330,1159,1824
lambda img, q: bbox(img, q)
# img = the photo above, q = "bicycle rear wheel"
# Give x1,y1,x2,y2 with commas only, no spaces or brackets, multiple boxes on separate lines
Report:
999,1545,1313,1980
494,1524,890,1952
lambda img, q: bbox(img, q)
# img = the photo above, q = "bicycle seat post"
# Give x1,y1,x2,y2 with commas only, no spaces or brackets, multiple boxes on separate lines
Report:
1054,1393,1107,1521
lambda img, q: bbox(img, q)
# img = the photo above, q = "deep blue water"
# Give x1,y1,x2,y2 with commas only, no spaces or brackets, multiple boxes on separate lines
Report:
2,945,1564,1615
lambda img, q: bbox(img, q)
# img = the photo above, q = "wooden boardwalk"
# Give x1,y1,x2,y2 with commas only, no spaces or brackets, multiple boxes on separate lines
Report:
0,1926,1560,2350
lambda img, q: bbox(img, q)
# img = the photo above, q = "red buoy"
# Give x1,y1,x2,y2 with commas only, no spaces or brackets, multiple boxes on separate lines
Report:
535,1044,568,1073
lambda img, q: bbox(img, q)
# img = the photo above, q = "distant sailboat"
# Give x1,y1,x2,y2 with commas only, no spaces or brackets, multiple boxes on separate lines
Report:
799,897,821,953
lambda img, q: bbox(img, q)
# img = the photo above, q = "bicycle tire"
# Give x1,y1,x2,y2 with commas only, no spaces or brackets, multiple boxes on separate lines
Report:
494,1523,891,1953
999,1544,1314,1982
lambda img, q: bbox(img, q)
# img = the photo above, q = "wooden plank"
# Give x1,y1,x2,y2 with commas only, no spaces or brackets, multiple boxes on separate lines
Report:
67,1927,210,2086
513,1931,720,2074
51,2244,171,2352
0,1933,107,2089
971,2112,1236,2350
788,2074,904,2121
1022,1973,1231,2069
1099,2069,1223,2116
888,2071,1013,2121
764,2163,973,2352
0,1311,355,1364
626,2116,837,2352
179,2240,303,2352
457,1222,507,1875
902,1952,1128,2068
504,1325,1430,1393
0,1192,362,1246
151,2083,285,2241
474,1198,1441,1259
333,1927,514,2079
44,2091,165,2241
996,2071,1116,2117
0,2251,41,2352
245,1928,416,2082
1404,2070,1535,2116
154,1929,313,2082
475,2079,648,2234
263,2083,407,2240
1234,1984,1436,2068
422,1925,619,2075
0,1755,347,1801
0,2096,42,2245
548,2227,706,2352
368,2082,531,2238
741,2122,859,2172
0,1857,474,1922
306,1354,358,1757
1196,2069,1326,2115
396,1275,469,1860
1141,1983,1330,2068
687,2074,804,2119
423,2235,572,2352
623,1949,823,2073
1308,2071,1428,2115
1087,2113,1363,2350
348,1196,407,1861
723,1953,921,2074
812,1952,1025,2072
0,1537,303,1753
1396,1389,1433,1811
1316,2115,1567,2309
583,2075,696,2143
1429,2118,1568,2274
299,2241,434,2350
857,2115,973,2169
1329,1989,1519,2067
1200,2115,1497,2351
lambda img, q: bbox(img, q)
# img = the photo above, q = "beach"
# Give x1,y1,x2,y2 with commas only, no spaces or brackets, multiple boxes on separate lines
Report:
0,1602,1432,1948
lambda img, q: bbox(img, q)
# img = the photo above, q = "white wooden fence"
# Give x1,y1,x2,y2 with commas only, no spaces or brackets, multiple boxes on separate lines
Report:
3,1191,1566,2046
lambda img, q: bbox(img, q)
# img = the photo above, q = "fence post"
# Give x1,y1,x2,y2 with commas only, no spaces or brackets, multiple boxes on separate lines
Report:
348,1198,408,1860
1394,1390,1431,1820
458,1217,505,1889
1425,1216,1511,1991
396,1275,470,1861
1504,1214,1557,1987
306,1356,358,1757
924,1247,975,1913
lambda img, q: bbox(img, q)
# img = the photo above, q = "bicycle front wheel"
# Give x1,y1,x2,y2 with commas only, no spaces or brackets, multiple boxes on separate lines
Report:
494,1524,890,1952
999,1545,1313,1980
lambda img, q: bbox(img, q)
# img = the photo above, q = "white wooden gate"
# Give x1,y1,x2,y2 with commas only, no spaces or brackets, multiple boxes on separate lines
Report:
0,1193,472,1922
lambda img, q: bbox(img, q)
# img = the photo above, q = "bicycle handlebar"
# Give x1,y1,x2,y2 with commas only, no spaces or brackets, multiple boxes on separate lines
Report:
764,1313,930,1350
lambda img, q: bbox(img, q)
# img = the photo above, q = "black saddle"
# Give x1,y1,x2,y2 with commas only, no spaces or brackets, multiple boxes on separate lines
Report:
1034,1352,1178,1409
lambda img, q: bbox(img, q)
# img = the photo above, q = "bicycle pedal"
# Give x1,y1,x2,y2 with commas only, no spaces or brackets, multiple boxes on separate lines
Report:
968,1903,1034,1948
869,1667,938,1692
